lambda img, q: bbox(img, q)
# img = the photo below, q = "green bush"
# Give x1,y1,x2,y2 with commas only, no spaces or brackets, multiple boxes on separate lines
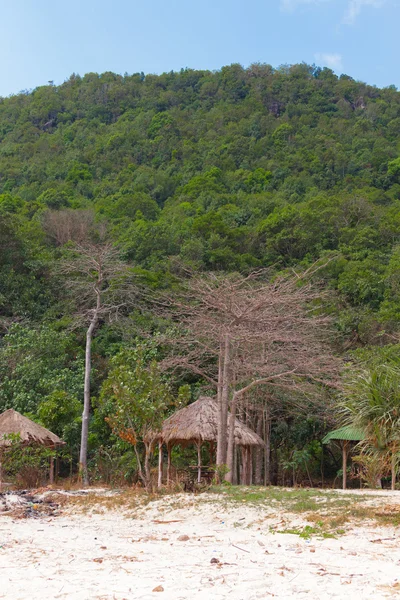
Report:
0,434,55,488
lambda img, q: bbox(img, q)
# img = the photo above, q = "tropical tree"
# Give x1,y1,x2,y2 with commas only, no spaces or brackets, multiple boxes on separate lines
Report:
44,210,138,485
100,347,187,490
341,364,400,489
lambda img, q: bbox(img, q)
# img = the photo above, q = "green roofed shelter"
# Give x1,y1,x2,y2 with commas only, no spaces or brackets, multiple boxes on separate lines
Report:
323,425,366,490
322,425,365,444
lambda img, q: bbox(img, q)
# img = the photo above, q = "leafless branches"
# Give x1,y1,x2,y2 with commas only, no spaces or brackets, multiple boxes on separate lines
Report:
44,210,140,484
157,269,341,475
42,209,97,246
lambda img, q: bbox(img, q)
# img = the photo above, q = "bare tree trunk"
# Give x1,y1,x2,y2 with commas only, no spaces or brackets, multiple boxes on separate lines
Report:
216,342,223,463
255,409,263,485
217,334,230,466
226,391,238,483
79,307,99,486
264,407,271,485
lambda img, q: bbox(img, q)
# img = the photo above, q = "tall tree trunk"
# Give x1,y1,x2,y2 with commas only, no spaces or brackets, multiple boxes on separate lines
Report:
255,409,263,485
79,284,101,486
264,407,271,486
217,334,230,466
79,313,98,485
226,391,239,482
216,342,224,471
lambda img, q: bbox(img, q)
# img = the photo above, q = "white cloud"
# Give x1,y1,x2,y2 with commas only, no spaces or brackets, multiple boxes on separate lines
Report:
281,0,386,23
314,53,344,71
343,0,385,24
280,0,330,12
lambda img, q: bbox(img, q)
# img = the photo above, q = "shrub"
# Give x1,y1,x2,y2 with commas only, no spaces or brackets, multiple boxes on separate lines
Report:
0,434,55,488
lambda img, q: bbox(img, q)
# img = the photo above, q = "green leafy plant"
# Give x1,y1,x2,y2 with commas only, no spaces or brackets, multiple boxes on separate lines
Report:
0,434,55,488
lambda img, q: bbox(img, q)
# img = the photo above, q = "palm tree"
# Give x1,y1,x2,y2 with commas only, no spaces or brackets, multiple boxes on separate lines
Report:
341,364,400,490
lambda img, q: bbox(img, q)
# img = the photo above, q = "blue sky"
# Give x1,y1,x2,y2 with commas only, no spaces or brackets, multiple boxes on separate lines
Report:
0,0,398,97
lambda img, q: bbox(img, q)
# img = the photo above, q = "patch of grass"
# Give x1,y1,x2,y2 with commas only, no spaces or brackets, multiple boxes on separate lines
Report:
208,485,326,508
290,499,320,513
277,523,344,540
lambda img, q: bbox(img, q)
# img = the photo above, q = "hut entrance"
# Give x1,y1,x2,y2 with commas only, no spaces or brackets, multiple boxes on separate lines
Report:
157,396,264,487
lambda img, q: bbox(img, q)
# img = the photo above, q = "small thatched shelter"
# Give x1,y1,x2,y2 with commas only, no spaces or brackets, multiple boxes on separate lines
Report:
0,409,65,487
157,396,265,485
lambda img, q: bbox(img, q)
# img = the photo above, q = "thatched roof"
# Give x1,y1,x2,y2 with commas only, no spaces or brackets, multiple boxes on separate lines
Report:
0,409,65,447
160,396,264,447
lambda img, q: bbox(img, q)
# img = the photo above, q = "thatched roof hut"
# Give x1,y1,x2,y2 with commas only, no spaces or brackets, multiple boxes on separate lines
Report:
0,409,64,448
161,396,264,447
156,396,264,487
0,409,64,488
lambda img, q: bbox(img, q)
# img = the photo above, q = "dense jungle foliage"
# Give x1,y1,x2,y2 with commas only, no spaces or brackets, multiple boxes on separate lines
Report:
1,62,400,486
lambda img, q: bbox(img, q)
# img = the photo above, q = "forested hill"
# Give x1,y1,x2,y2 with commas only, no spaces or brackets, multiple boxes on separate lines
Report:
2,63,400,333
1,62,400,483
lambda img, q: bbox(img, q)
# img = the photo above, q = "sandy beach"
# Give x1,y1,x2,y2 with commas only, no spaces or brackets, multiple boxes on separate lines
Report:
1,488,400,599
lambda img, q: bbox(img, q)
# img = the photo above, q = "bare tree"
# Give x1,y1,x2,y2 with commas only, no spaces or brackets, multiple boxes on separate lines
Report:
43,209,96,246
159,269,340,481
45,210,137,485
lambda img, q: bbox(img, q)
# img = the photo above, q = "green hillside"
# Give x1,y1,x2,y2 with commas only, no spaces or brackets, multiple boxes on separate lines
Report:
1,63,400,485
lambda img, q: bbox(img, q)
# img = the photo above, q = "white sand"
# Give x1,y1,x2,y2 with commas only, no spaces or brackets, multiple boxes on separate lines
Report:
1,490,400,599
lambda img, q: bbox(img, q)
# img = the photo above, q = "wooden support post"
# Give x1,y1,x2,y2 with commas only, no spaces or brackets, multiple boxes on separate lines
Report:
342,441,348,490
49,456,54,484
167,443,172,485
158,440,163,488
197,442,202,484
